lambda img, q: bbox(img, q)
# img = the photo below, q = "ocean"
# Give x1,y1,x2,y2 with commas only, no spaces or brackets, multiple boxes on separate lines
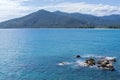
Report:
0,29,120,80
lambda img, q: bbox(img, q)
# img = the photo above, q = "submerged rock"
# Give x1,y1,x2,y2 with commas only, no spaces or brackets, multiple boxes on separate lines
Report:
76,55,81,58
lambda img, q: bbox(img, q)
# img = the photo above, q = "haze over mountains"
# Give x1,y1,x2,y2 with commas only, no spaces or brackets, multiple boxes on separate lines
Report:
0,9,120,28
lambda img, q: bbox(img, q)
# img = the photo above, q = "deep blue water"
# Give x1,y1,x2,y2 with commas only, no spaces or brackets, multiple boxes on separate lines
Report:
0,29,120,80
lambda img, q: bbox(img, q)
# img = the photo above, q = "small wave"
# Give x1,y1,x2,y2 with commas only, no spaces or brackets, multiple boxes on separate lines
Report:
82,54,116,59
57,62,72,66
75,60,87,67
82,54,103,58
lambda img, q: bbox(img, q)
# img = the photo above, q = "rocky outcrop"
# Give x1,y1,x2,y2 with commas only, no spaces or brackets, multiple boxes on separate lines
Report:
58,55,116,71
83,57,116,71
97,59,115,71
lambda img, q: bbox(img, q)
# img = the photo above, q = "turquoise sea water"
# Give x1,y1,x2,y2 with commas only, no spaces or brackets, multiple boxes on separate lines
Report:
0,29,120,80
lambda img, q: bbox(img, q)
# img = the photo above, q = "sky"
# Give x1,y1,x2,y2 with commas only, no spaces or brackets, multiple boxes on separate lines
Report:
0,0,120,22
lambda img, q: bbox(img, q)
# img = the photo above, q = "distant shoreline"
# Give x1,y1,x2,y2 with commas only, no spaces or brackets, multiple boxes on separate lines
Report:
0,28,120,30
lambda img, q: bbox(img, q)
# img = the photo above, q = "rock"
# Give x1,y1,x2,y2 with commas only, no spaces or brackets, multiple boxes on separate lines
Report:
76,55,81,58
74,55,117,71
97,59,111,66
97,59,115,71
106,63,114,68
85,58,95,66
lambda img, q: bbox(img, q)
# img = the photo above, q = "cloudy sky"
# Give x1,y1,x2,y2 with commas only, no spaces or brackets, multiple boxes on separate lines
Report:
0,0,120,22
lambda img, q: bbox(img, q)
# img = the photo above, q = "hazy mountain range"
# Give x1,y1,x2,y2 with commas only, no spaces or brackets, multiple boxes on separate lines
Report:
0,9,120,28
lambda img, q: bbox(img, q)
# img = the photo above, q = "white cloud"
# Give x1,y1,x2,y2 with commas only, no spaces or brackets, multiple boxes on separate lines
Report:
39,2,120,16
0,1,120,22
0,0,37,22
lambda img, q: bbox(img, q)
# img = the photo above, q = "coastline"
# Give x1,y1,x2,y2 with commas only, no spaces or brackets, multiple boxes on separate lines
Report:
0,27,120,30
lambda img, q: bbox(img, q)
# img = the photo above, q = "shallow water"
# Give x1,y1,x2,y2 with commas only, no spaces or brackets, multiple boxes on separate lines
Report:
0,29,120,80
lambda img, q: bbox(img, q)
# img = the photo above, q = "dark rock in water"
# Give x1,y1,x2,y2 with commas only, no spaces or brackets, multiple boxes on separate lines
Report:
76,55,81,58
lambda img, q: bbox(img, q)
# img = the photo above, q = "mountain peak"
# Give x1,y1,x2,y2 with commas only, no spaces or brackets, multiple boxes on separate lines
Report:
29,9,51,16
38,9,48,12
54,11,62,13
36,9,51,14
